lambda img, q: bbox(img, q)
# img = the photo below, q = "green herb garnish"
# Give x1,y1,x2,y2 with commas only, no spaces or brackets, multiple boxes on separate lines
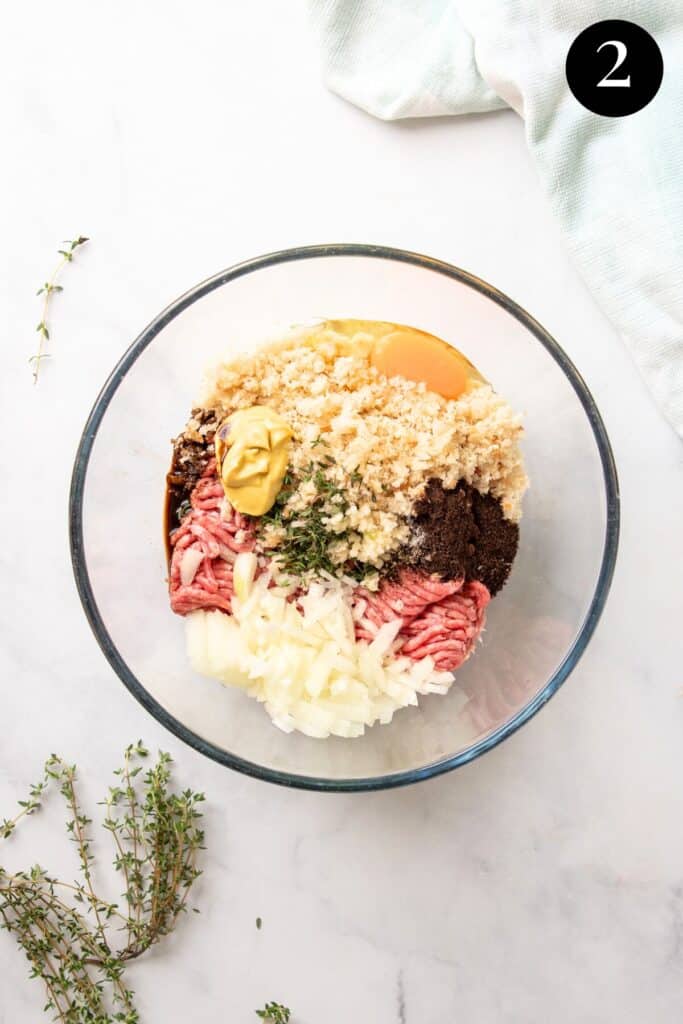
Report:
31,235,89,384
1,742,204,1022
257,1002,291,1023
260,458,363,579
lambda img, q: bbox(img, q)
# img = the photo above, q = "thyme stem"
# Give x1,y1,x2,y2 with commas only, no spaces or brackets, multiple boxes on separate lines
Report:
31,235,88,384
0,743,204,1022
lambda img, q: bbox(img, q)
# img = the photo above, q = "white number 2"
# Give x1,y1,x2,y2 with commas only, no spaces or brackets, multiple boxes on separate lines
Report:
597,40,631,87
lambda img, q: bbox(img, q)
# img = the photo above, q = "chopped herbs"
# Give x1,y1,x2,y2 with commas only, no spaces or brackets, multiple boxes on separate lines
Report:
257,1003,291,1023
260,459,365,580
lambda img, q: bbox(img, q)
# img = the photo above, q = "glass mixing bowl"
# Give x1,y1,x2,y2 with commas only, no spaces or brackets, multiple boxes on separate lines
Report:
70,245,619,790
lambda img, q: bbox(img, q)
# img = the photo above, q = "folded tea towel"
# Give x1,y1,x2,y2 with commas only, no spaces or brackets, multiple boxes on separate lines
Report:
309,0,683,437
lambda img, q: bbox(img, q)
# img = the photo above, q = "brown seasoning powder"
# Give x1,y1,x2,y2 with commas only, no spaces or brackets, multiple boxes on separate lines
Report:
404,479,519,596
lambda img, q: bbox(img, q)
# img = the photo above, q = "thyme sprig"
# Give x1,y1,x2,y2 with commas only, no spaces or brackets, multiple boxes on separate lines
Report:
257,1002,291,1023
0,742,205,1022
31,234,89,384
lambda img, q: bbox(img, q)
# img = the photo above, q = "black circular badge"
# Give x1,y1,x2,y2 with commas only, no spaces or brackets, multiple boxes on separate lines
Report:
566,20,663,117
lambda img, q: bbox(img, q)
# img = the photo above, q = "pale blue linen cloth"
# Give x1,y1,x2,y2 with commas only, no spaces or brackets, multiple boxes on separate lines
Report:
309,0,683,437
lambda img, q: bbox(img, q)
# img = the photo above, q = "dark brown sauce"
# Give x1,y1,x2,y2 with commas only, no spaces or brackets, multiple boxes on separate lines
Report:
163,409,218,565
163,473,184,567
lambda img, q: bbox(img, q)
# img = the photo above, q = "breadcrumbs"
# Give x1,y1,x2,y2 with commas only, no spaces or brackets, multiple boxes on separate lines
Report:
200,324,527,568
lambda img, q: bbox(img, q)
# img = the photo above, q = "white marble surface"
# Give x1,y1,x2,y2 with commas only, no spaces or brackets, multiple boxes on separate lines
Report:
2,2,682,1021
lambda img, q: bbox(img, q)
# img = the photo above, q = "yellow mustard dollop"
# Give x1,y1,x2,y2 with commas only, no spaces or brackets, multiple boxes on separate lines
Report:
214,406,292,516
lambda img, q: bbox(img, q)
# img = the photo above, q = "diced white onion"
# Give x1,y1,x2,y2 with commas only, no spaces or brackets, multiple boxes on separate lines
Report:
233,552,258,601
179,547,204,586
185,578,456,740
369,619,402,657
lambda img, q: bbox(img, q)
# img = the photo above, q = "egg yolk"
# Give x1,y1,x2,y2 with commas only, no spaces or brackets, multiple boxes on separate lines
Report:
370,329,478,400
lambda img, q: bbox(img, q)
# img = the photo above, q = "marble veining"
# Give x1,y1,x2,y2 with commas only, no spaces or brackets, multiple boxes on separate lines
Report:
396,969,407,1024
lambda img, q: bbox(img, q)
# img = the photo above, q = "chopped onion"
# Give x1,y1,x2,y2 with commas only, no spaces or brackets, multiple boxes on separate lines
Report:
233,552,258,601
185,578,456,740
351,598,367,622
369,619,402,657
179,547,204,586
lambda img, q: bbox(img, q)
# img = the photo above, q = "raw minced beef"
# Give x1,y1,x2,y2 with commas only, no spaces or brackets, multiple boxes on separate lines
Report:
353,569,490,672
168,469,490,675
168,462,255,615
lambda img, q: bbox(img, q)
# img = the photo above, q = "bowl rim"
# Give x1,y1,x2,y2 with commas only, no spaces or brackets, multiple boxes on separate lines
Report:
69,243,620,792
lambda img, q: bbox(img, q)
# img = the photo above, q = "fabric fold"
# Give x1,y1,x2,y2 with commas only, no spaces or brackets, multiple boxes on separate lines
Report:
309,0,683,437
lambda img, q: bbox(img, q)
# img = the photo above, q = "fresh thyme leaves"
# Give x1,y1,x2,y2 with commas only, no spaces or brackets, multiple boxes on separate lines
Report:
0,778,48,839
257,453,381,583
0,742,205,1023
31,235,89,384
256,1002,291,1023
260,459,359,579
